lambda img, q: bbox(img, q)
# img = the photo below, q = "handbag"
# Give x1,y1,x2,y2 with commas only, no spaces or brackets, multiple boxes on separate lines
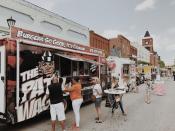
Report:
91,94,96,101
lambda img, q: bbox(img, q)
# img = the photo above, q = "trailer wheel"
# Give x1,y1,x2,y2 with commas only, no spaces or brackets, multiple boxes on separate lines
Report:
6,111,15,125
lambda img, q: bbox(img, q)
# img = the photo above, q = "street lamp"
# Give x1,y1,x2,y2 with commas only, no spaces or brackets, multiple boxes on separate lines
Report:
7,16,16,29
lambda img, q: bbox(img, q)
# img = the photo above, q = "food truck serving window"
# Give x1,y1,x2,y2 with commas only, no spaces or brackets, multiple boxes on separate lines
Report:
55,53,92,76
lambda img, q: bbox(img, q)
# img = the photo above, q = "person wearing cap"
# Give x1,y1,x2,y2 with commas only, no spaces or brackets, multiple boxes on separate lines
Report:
92,78,103,123
46,74,66,131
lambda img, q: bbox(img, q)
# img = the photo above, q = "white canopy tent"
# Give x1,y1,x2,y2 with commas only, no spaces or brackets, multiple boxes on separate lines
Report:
107,56,135,86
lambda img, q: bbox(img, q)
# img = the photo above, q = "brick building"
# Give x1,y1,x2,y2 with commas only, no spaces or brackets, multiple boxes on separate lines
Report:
142,31,154,52
90,31,109,57
154,52,159,66
142,31,159,67
109,35,137,61
109,35,130,57
130,45,137,61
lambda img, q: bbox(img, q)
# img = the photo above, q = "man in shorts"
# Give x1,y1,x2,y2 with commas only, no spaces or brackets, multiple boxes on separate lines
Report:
46,74,66,131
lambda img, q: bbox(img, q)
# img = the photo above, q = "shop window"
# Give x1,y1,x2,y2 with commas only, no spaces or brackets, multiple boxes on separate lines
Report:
101,65,107,75
67,29,87,41
40,21,62,33
123,65,129,75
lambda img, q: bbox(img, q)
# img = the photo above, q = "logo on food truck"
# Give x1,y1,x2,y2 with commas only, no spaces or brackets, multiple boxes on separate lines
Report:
11,27,104,56
16,30,86,51
17,67,51,122
17,51,55,122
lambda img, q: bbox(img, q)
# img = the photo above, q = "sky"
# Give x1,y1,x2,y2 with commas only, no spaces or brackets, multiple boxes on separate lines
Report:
26,0,175,65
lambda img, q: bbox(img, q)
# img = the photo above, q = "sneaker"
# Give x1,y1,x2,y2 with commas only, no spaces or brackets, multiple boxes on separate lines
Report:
147,101,151,104
95,117,99,120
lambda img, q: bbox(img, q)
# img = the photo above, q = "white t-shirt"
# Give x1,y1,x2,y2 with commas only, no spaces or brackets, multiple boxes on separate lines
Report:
93,84,102,98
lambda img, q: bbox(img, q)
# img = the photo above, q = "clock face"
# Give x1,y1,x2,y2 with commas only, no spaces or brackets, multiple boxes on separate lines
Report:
146,41,149,44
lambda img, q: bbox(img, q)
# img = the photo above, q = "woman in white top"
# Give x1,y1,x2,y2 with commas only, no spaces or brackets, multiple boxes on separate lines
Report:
92,78,103,123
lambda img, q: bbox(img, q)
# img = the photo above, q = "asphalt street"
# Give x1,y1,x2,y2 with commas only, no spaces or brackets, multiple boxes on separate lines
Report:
1,78,175,131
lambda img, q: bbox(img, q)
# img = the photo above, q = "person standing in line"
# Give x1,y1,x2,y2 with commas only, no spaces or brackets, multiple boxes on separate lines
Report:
46,74,66,131
92,78,103,123
64,77,83,131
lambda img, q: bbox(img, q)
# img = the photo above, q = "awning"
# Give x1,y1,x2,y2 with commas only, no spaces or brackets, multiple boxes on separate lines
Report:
55,53,102,65
120,58,135,64
55,53,84,61
86,59,103,65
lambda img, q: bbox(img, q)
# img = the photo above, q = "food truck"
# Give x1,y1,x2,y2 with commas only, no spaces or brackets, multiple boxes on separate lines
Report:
0,27,106,124
107,56,135,85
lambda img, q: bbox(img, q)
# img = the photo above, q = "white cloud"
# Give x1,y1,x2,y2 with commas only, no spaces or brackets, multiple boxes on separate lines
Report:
129,25,136,30
26,0,56,11
153,28,175,65
135,0,156,11
167,27,175,34
102,30,124,39
170,0,175,5
102,30,135,41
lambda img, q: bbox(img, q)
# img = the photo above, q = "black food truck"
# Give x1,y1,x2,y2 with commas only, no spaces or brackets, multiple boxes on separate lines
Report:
0,27,107,124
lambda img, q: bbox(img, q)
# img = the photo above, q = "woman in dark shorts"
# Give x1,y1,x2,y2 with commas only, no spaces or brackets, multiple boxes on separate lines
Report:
92,77,103,123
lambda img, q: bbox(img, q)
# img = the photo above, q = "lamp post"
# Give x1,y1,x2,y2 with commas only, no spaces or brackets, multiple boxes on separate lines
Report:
7,16,16,29
6,16,16,37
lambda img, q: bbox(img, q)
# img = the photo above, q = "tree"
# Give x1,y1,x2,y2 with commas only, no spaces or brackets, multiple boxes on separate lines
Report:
159,60,165,68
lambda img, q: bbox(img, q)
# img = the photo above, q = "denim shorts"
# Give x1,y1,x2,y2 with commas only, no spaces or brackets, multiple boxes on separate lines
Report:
95,97,102,108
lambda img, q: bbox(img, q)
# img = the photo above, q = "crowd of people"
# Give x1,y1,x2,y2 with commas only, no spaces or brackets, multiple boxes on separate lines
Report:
46,73,129,131
45,70,170,131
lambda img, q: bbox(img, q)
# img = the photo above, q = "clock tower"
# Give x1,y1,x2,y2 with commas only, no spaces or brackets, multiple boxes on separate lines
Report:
142,31,153,53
